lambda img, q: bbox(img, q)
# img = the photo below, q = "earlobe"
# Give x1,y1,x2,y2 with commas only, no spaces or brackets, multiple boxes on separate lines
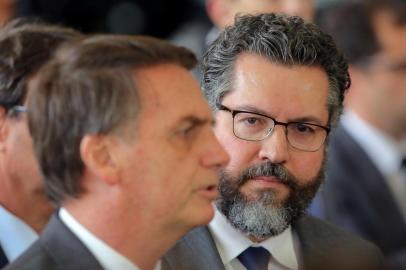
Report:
80,134,120,186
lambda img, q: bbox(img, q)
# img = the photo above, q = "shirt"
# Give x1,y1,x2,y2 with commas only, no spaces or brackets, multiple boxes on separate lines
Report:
209,209,299,270
59,208,143,270
0,205,38,262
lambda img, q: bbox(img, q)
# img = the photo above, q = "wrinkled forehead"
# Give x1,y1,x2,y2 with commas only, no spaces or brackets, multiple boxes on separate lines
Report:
222,53,330,123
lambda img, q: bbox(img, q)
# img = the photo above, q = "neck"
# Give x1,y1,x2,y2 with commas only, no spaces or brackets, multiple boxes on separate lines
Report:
0,176,52,233
351,107,404,141
65,200,187,270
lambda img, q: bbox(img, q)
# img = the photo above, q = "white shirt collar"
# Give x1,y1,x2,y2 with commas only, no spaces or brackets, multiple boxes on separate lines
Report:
0,205,38,261
59,208,142,270
341,110,405,176
208,208,299,269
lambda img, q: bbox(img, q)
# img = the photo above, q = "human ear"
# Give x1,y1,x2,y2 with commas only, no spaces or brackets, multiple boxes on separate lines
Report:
80,134,120,186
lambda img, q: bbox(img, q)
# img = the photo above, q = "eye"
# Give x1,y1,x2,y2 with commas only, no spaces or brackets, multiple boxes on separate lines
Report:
246,117,259,125
177,124,197,138
236,114,267,127
291,123,316,134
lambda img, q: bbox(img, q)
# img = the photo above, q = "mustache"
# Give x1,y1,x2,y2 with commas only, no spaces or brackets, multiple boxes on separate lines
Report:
232,162,299,190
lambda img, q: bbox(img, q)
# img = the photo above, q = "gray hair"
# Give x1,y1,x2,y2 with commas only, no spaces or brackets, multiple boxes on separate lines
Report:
202,13,350,126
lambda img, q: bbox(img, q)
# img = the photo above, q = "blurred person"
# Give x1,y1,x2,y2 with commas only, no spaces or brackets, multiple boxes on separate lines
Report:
0,19,82,268
5,34,229,270
171,0,315,78
163,13,383,270
207,0,314,30
312,1,406,269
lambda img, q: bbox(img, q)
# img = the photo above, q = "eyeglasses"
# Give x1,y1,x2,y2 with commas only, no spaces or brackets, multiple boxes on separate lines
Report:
7,105,27,118
218,104,330,152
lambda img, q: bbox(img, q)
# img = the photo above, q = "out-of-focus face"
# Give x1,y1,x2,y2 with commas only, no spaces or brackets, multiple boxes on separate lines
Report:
229,0,314,23
0,105,52,232
364,10,406,138
114,64,229,232
214,53,329,240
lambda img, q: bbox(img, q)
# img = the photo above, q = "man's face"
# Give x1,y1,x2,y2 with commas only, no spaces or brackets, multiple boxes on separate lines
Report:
365,10,406,137
115,64,229,231
0,105,52,231
214,53,329,240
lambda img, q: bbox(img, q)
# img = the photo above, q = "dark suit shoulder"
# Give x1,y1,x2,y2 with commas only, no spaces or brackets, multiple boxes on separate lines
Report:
163,226,224,270
4,240,57,270
296,215,384,270
298,215,382,250
5,214,104,270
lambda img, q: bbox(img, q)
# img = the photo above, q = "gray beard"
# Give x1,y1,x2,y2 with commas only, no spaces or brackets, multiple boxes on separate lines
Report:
216,161,324,240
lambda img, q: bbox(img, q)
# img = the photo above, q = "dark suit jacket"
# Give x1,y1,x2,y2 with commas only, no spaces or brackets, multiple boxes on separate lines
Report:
0,245,8,269
163,215,383,270
4,214,103,270
320,124,406,269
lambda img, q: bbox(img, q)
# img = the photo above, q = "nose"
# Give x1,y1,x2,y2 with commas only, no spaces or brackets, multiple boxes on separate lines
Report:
200,129,229,169
258,125,289,164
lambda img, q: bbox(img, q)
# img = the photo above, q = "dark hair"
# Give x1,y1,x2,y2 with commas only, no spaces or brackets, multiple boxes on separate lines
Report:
317,0,406,67
28,34,197,205
0,18,82,110
202,13,350,126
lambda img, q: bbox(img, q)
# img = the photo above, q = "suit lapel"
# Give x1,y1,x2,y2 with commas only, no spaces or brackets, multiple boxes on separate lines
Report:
39,214,104,270
293,216,330,270
163,226,225,270
0,245,8,268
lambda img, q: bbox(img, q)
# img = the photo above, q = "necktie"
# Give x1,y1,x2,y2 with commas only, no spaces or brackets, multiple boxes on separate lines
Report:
238,246,271,270
0,246,8,268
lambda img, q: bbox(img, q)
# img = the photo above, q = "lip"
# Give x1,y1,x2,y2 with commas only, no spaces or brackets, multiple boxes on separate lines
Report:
196,184,219,200
248,176,285,188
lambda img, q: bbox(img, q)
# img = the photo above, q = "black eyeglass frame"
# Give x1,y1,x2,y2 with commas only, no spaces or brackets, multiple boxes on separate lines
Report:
217,104,331,152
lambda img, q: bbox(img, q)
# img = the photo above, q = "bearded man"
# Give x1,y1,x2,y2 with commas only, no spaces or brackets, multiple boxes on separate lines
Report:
163,13,384,270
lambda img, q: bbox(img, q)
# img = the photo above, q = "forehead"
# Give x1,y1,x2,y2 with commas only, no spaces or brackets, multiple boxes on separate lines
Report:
224,53,329,122
133,64,212,126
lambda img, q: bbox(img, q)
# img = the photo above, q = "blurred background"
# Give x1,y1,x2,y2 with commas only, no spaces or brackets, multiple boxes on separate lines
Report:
0,0,337,38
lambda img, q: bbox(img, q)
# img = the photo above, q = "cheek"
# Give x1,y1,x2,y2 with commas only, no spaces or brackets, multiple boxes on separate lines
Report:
290,150,324,182
215,130,257,173
146,155,198,200
10,130,40,172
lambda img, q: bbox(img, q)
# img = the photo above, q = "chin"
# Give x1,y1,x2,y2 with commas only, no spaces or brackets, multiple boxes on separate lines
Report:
186,203,216,229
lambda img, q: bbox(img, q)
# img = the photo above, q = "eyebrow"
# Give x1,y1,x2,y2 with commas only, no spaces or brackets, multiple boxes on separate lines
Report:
178,115,212,126
233,105,326,125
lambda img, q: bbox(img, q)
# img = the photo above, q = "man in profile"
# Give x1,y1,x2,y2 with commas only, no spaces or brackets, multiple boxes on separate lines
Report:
5,35,228,270
0,19,81,267
163,13,383,270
